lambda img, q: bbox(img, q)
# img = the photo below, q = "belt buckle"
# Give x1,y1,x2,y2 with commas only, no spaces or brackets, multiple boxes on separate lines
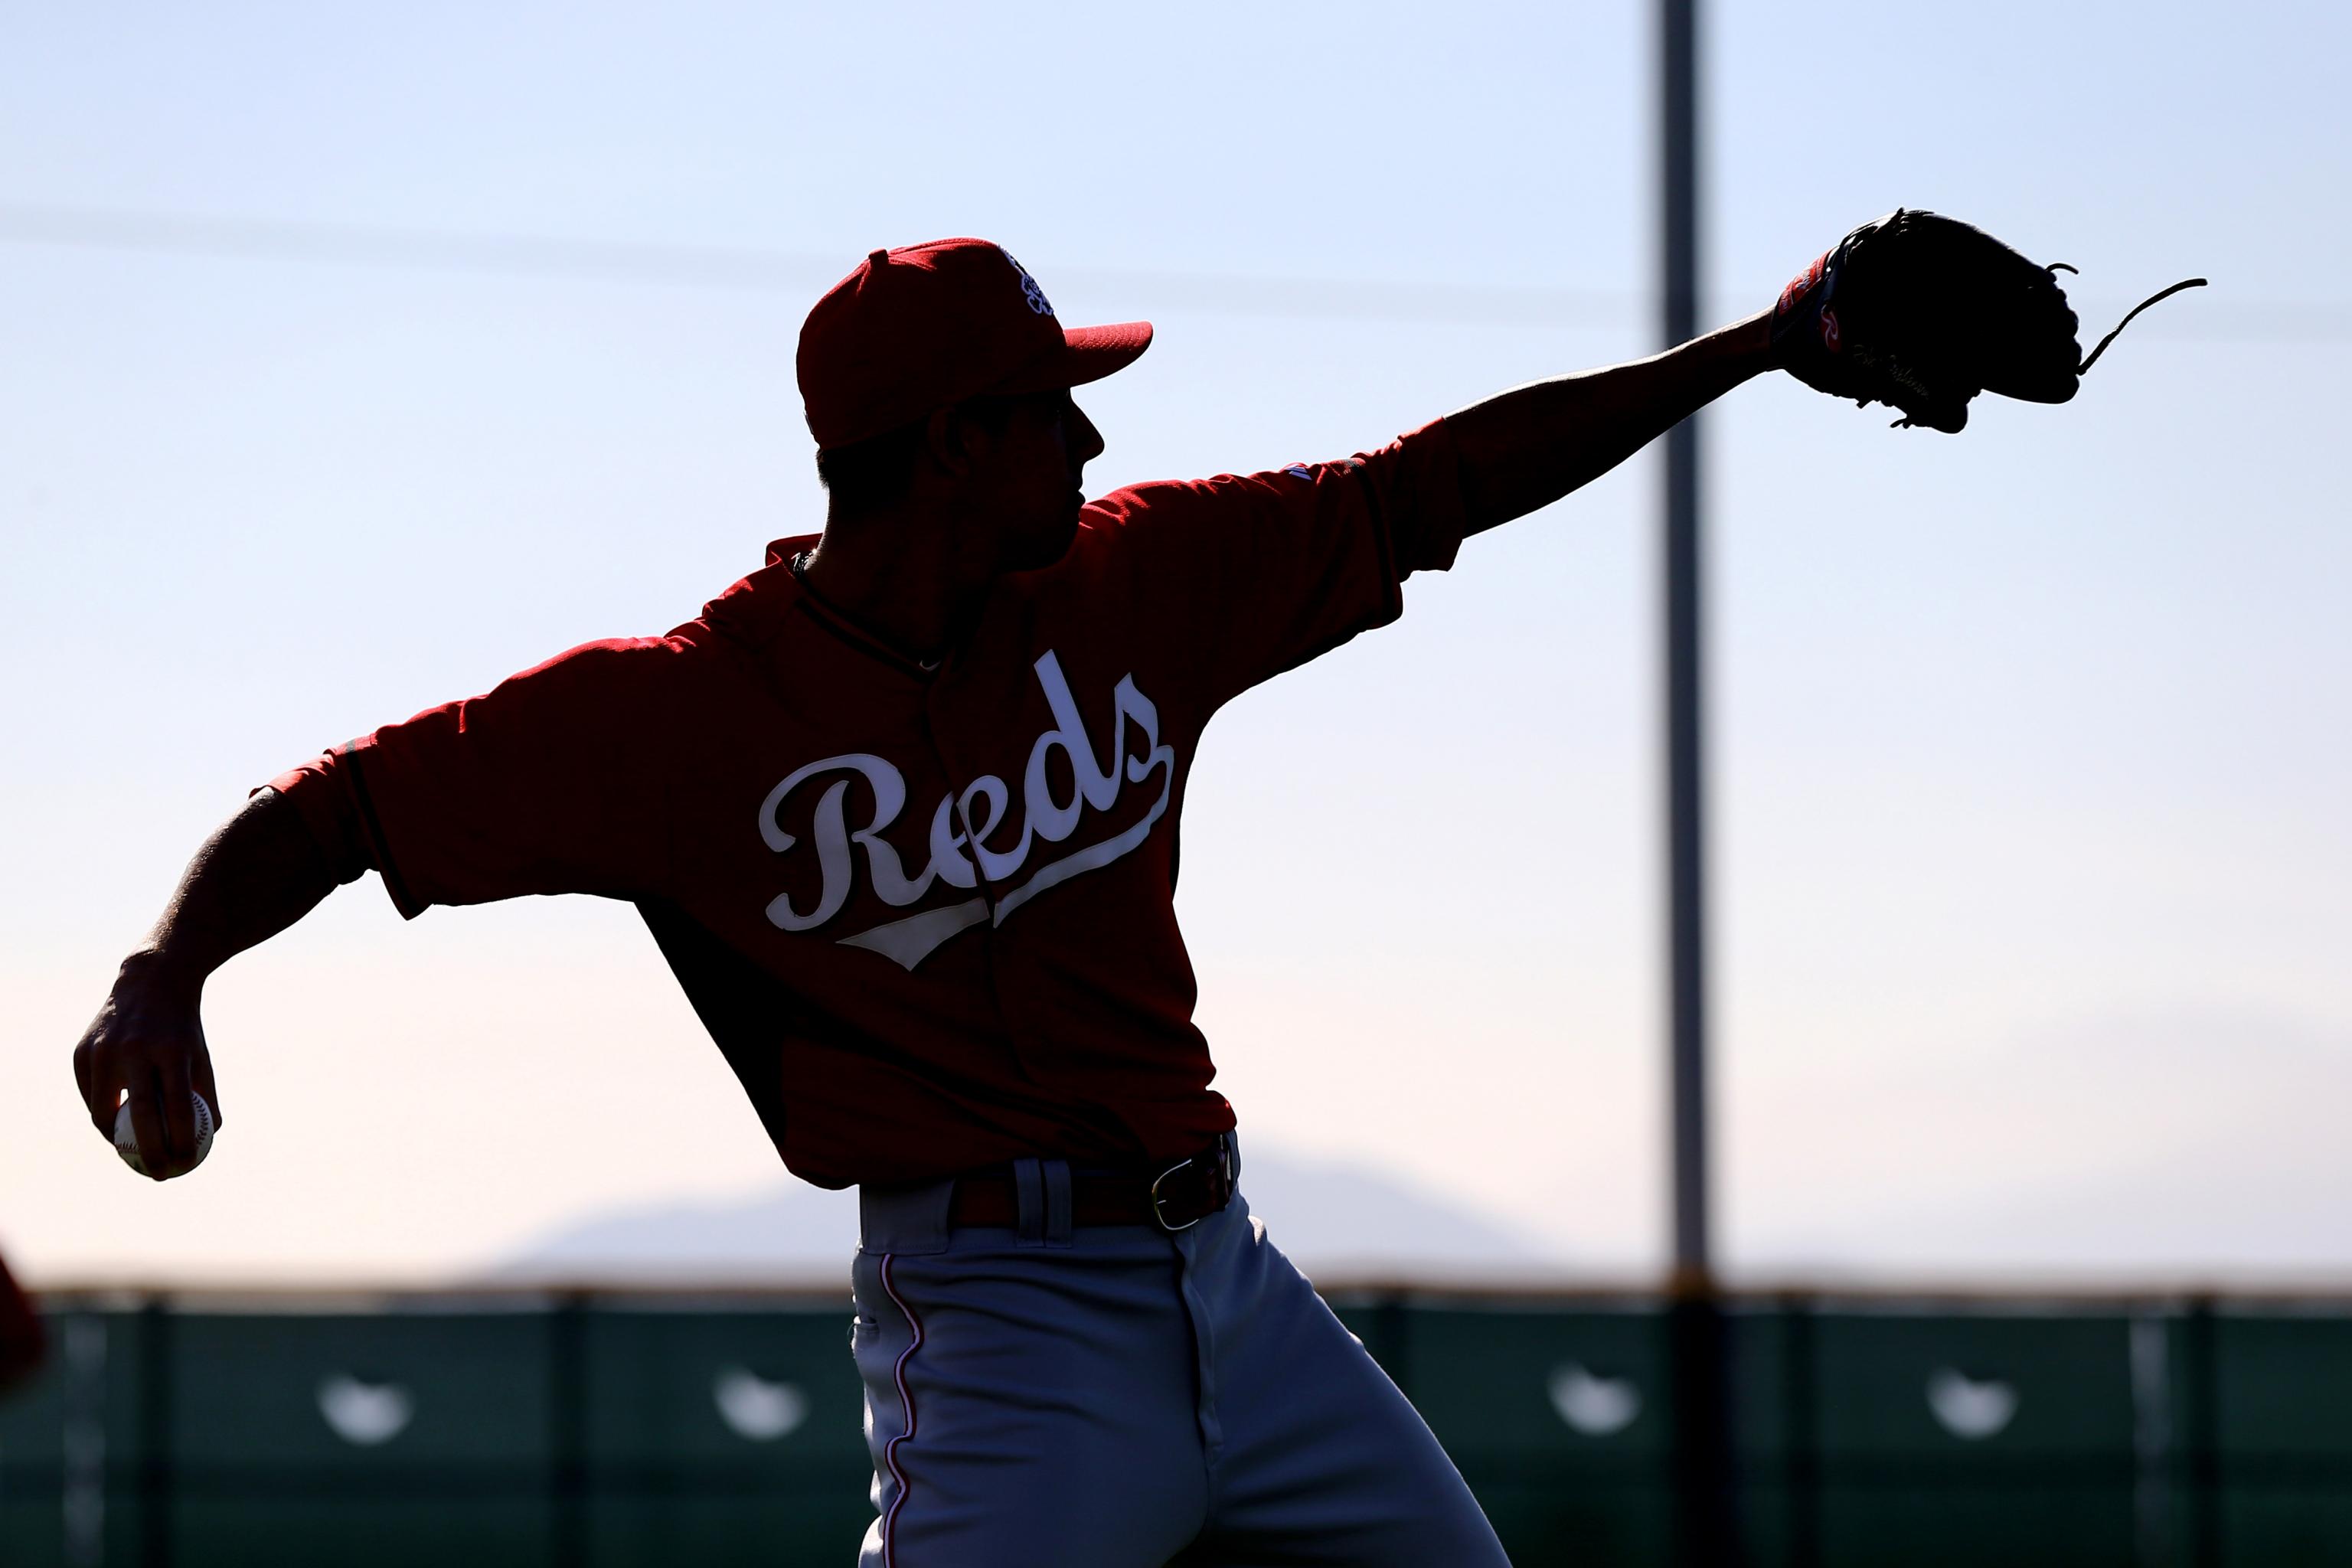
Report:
1149,1140,1234,1234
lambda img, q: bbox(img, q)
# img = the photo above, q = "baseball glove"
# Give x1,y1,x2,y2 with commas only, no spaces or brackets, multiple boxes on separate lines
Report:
1770,208,2205,433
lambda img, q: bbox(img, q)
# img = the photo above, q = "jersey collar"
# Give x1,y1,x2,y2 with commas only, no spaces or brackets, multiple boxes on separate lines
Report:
785,548,945,678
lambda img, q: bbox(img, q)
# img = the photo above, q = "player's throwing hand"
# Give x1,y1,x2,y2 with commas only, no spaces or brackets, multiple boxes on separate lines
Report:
73,785,343,1180
74,953,222,1181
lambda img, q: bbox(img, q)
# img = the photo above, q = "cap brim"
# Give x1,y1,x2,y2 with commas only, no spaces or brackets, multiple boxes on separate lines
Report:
993,320,1154,395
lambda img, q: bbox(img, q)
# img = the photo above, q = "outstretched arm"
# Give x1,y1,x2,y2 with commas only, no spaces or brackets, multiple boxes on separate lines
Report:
1447,309,1775,537
73,787,341,1179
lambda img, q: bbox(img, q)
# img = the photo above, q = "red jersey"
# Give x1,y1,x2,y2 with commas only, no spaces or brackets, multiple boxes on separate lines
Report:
273,420,1466,1187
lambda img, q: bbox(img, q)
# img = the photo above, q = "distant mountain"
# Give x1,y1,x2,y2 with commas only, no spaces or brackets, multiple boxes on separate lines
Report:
485,1011,2352,1291
481,1145,1562,1285
1735,1008,2352,1283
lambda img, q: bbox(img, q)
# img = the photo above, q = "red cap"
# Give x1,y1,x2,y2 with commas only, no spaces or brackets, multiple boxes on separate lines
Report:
797,238,1153,450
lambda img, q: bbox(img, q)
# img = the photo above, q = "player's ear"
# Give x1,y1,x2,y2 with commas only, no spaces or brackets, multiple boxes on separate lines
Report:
924,403,982,479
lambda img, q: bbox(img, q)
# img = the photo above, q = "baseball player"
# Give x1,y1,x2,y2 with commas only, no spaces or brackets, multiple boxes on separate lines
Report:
74,231,2009,1564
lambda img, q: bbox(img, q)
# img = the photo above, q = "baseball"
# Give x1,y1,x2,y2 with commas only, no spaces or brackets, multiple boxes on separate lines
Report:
113,1091,214,1178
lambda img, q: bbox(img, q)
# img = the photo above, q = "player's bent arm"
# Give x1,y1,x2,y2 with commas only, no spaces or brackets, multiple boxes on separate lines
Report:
72,787,342,1180
1447,309,1775,537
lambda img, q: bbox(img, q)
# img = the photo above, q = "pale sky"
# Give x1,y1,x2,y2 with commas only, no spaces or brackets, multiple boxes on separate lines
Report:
3,1,2347,1285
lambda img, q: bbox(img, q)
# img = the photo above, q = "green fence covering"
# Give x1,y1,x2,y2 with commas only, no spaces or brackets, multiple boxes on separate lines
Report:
1800,1308,2141,1568
1385,1303,1674,1563
2205,1311,2352,1568
580,1307,873,1568
2,1293,2350,1566
0,1308,152,1568
168,1308,557,1568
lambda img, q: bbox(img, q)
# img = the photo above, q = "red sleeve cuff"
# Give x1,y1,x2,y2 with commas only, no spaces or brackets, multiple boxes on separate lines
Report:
1387,416,1468,578
259,745,400,902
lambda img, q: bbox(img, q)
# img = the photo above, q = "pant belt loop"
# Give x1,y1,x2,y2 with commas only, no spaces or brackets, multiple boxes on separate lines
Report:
1042,1160,1074,1247
1012,1157,1047,1246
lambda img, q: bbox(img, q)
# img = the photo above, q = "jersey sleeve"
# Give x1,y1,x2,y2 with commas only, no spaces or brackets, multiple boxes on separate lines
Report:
267,638,681,918
1077,416,1467,707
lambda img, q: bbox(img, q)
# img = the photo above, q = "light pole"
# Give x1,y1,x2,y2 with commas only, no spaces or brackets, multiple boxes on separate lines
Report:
1661,0,1707,1305
1659,0,1736,1560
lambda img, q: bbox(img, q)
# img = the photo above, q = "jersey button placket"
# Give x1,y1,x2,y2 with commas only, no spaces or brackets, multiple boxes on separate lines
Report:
920,681,1001,926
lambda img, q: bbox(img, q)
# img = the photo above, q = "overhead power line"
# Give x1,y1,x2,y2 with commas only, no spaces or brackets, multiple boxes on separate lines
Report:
0,201,1627,328
0,200,834,293
0,200,2333,341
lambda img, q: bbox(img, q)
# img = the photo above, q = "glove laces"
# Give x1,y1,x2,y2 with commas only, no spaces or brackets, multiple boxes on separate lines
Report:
2047,266,2210,374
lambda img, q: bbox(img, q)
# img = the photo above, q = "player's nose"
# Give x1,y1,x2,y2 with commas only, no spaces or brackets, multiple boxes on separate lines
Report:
1066,399,1106,467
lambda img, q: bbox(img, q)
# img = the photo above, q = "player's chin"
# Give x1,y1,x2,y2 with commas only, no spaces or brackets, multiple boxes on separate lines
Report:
1006,502,1082,573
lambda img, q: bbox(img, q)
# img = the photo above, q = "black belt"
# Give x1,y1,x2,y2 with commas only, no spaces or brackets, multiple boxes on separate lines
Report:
947,1138,1236,1234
